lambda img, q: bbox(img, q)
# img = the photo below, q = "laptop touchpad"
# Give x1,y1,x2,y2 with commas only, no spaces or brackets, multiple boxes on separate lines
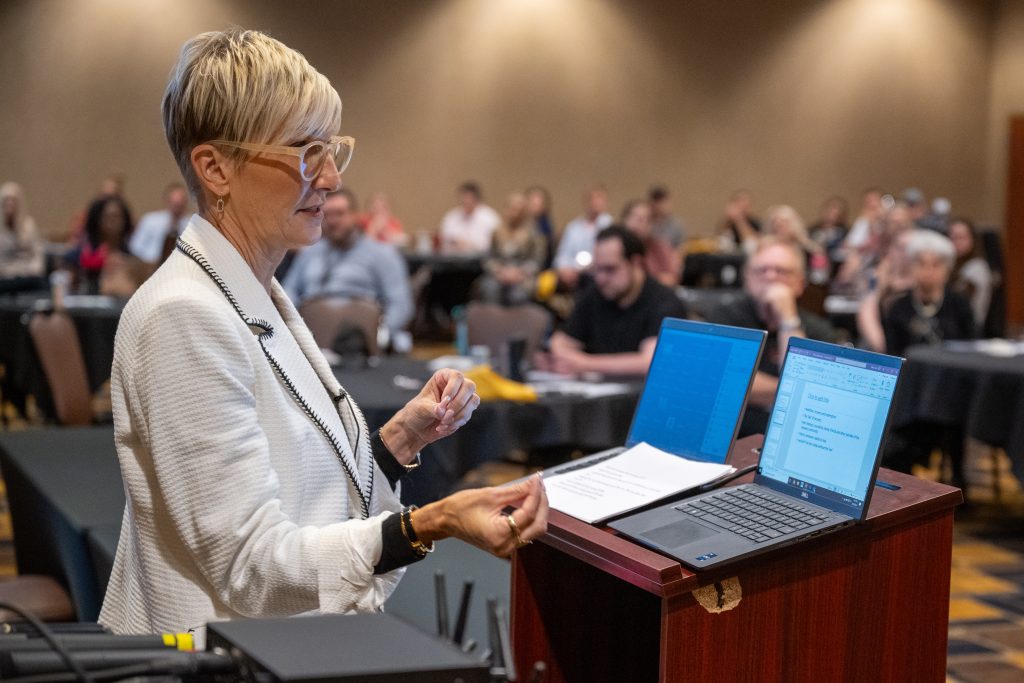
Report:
643,520,718,548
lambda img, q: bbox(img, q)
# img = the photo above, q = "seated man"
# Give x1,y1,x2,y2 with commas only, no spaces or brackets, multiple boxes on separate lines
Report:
439,181,501,255
536,226,687,376
283,188,413,346
128,182,191,264
706,236,836,435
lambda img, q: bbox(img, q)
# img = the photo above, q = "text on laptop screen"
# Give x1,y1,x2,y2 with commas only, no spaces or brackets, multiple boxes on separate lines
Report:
627,321,763,463
759,343,900,509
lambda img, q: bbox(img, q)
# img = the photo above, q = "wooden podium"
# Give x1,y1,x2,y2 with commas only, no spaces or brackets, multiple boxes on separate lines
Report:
511,435,962,682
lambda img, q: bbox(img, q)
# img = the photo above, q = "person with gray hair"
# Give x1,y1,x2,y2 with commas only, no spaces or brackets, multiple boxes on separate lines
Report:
100,28,546,640
880,230,975,356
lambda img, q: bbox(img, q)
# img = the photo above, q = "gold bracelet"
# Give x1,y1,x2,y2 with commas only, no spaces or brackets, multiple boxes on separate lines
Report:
400,507,434,556
380,429,421,472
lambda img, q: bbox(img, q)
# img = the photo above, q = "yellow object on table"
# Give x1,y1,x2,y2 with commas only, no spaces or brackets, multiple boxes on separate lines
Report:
465,365,538,402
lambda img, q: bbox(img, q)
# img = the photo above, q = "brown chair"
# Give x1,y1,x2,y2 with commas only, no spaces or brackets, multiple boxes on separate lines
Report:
0,576,75,622
466,302,551,365
27,310,93,425
299,298,382,358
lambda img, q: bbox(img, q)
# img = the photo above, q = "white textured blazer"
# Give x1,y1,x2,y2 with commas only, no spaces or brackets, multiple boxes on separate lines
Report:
99,216,404,638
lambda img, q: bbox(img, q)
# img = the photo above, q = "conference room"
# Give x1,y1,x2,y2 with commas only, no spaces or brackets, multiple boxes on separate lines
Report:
2,0,1024,680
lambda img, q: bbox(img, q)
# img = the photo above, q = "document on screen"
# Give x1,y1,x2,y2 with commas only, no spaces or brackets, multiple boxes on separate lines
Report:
544,442,734,524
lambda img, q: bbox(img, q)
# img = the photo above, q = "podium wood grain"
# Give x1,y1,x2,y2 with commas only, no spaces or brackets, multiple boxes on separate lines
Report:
511,435,962,682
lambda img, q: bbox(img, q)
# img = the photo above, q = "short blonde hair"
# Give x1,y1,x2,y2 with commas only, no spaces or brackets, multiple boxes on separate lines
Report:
162,28,342,202
748,235,806,278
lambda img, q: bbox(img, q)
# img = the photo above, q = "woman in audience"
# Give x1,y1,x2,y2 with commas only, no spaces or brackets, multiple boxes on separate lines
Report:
621,198,680,287
716,189,762,254
881,230,975,356
66,195,134,295
525,185,554,265
478,192,547,305
948,218,993,328
881,230,975,488
99,28,546,639
855,226,915,352
0,181,45,282
359,191,407,247
807,195,848,266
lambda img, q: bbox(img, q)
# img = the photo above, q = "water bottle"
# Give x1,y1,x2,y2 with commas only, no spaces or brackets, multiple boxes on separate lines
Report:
452,305,469,356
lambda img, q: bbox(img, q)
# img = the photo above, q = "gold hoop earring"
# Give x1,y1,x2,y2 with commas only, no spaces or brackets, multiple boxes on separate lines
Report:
215,197,225,216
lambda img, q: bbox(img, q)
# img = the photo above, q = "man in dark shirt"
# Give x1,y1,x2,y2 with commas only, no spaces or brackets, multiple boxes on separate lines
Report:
536,226,686,376
707,236,836,434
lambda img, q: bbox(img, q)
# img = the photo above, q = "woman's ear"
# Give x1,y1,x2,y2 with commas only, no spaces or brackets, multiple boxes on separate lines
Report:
190,144,232,200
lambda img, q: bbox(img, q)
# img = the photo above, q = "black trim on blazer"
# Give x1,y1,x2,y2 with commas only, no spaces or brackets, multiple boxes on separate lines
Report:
176,239,374,518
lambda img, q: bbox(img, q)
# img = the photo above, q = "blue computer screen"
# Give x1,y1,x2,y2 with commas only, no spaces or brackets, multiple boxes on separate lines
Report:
626,320,764,463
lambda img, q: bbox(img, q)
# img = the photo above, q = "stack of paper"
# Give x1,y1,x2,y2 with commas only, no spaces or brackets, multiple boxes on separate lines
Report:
545,442,734,524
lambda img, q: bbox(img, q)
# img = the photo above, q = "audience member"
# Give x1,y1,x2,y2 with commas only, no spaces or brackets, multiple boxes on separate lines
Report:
807,195,849,263
948,218,993,327
717,189,762,254
66,196,134,295
706,237,835,435
525,185,555,264
283,188,413,341
478,193,547,306
856,227,915,353
881,230,975,486
66,172,128,244
0,181,45,280
621,199,681,287
843,187,884,252
552,186,612,290
439,181,501,255
901,187,932,230
360,191,407,247
648,185,686,248
881,230,975,356
535,226,686,376
129,182,191,265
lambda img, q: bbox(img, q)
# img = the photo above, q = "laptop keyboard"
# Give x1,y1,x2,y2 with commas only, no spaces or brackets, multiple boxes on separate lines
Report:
674,485,838,543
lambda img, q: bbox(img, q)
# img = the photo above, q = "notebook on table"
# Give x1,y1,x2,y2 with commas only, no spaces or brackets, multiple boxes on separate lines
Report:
610,337,903,570
540,318,766,523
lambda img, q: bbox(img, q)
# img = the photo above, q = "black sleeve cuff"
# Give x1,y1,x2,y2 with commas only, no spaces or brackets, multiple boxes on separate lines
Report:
371,428,406,491
374,512,425,575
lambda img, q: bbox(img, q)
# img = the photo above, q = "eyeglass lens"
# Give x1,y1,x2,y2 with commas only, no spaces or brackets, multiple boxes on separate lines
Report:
301,140,351,179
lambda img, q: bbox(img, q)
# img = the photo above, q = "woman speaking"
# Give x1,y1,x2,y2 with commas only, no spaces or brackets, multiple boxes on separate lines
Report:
99,28,547,637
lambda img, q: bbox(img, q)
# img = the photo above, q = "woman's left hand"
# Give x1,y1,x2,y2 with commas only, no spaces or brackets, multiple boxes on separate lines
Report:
381,368,480,462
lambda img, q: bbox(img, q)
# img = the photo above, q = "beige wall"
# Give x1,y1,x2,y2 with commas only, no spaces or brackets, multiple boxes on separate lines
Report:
0,0,1004,240
986,0,1024,227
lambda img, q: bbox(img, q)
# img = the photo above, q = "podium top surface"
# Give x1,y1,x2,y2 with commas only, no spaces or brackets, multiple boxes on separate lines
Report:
538,435,963,598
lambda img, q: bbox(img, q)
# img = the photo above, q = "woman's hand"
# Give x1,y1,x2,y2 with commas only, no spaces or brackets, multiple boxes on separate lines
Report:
379,368,480,463
411,475,548,557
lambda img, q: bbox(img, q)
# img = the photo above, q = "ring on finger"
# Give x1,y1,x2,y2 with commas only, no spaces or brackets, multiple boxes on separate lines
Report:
505,513,530,548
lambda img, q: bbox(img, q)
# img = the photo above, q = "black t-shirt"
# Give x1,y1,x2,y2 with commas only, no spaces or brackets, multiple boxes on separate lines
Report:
706,293,836,436
881,289,976,356
562,277,687,354
705,293,836,375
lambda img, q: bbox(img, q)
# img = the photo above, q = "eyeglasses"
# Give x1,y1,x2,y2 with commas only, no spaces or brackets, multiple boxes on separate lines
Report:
748,264,799,278
209,136,355,180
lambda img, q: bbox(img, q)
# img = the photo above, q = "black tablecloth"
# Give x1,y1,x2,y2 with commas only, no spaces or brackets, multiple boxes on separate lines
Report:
335,357,640,504
891,344,1024,481
0,427,123,620
0,293,123,418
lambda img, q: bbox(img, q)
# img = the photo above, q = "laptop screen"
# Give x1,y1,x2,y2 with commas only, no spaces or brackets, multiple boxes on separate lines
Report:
757,337,903,519
626,318,766,463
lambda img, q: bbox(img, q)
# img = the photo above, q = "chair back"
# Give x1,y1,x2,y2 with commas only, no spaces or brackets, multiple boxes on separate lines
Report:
466,302,551,362
27,310,93,425
299,298,382,357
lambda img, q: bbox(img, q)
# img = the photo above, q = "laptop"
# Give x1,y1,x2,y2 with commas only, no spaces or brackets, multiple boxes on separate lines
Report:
543,318,766,477
610,337,903,570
